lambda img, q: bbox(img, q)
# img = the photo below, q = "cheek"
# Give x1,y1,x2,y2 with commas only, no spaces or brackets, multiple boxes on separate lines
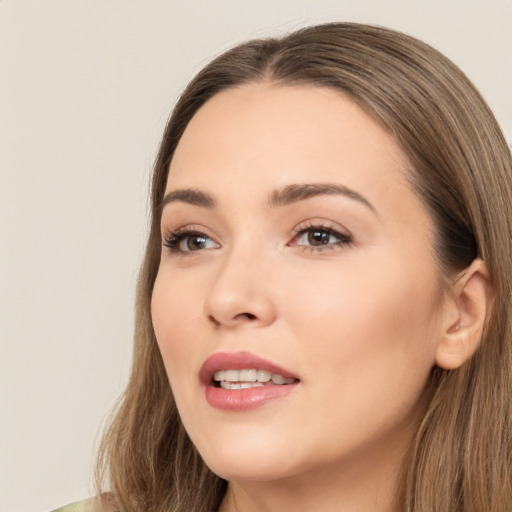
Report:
283,255,441,400
151,268,215,437
151,270,202,382
275,263,441,461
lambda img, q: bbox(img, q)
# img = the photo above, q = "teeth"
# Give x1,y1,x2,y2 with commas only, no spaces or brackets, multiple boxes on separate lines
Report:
239,369,257,382
257,370,271,382
213,369,296,386
271,373,291,385
220,381,264,390
224,370,239,382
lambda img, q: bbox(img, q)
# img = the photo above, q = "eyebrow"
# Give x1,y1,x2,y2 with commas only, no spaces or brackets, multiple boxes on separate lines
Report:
160,182,376,213
160,188,217,210
268,183,376,212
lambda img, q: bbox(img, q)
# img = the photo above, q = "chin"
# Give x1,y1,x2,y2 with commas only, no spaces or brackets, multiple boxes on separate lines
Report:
194,430,298,482
206,457,293,483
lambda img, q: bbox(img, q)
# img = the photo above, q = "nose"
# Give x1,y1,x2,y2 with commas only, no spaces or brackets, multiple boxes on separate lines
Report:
203,250,278,329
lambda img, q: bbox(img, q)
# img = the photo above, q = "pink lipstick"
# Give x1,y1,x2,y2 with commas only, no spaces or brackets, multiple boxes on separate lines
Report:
200,351,300,411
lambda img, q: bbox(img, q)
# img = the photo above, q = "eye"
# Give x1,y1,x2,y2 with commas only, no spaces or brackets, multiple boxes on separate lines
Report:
299,229,336,247
163,230,219,253
290,224,353,251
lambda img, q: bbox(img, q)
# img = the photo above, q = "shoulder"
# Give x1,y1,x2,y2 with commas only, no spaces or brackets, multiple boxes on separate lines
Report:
50,497,114,512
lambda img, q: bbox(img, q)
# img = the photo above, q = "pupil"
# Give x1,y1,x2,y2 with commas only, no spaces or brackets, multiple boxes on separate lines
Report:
188,235,206,250
308,230,329,246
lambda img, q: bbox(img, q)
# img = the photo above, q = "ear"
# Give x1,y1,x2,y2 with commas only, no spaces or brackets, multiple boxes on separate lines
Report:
435,258,493,370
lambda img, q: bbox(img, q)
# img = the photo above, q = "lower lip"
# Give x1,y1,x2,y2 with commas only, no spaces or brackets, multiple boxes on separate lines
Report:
205,383,298,411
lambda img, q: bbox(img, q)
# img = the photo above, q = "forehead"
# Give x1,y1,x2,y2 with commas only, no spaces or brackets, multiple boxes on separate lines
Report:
167,84,410,193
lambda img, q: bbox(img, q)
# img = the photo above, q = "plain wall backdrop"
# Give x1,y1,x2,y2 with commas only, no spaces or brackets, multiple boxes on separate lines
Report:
1,1,511,511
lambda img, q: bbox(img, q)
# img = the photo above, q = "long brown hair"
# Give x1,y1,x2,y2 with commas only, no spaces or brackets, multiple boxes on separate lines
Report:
96,22,512,512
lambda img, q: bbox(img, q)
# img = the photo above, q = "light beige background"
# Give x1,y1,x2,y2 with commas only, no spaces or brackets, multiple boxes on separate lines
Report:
1,1,510,511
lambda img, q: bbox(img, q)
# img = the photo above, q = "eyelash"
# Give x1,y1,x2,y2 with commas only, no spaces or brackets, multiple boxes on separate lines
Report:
162,223,353,255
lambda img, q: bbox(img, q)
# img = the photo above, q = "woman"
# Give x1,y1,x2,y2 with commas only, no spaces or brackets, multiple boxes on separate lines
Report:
56,22,512,512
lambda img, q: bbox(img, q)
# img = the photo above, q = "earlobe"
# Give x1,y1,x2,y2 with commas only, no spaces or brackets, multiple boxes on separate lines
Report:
435,258,493,370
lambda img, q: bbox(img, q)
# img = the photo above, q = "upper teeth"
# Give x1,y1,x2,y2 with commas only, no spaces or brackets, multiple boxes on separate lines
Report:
213,369,296,385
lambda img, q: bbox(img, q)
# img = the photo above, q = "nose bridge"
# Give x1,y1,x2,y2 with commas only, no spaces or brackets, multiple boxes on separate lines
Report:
203,233,276,327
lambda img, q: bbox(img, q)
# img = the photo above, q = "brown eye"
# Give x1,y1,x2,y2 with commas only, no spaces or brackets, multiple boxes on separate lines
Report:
307,230,331,246
182,234,209,251
291,226,353,251
163,230,219,254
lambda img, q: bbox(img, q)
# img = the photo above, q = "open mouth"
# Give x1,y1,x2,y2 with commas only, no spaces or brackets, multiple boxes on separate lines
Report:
213,368,299,389
201,352,300,410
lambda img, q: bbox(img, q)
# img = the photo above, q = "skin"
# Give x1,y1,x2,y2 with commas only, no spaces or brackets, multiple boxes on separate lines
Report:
151,84,484,512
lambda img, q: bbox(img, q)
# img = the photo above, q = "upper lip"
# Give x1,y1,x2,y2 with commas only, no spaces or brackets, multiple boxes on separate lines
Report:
200,351,300,385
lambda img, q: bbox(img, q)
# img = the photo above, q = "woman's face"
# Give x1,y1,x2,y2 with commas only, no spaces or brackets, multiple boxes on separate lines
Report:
152,84,446,483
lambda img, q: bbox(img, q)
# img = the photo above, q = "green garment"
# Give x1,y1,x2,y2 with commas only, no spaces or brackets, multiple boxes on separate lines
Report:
51,498,93,512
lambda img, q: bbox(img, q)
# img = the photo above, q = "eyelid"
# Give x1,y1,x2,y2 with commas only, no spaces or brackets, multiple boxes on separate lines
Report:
291,218,352,238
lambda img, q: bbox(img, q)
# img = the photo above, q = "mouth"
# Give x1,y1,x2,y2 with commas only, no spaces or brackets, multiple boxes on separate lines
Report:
213,369,298,389
200,351,300,410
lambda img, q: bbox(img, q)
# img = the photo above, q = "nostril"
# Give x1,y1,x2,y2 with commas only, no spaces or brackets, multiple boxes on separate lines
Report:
208,315,221,327
236,312,257,321
207,312,259,327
